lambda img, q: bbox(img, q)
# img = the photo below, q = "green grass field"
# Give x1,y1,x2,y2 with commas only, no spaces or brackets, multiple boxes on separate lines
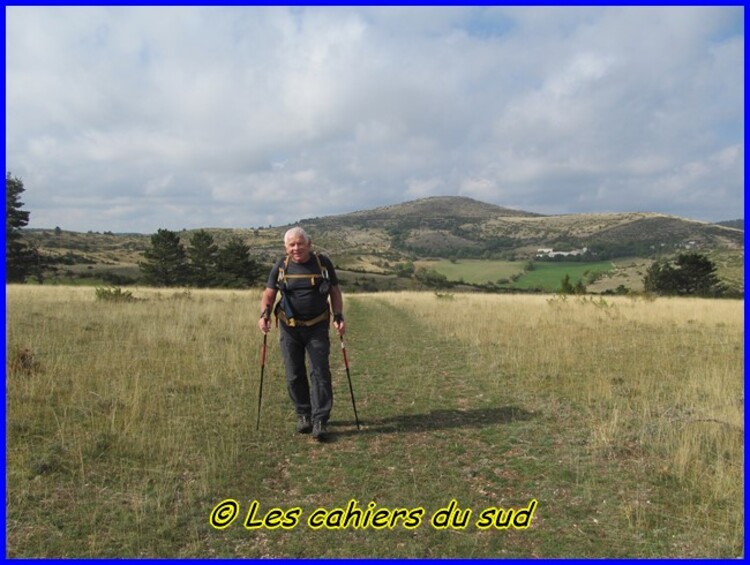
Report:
414,259,613,291
5,286,743,557
414,259,527,285
509,261,613,290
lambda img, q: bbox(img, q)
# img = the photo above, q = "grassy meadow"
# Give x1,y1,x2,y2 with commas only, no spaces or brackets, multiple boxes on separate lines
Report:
506,261,613,290
414,259,526,286
5,285,744,557
414,259,615,291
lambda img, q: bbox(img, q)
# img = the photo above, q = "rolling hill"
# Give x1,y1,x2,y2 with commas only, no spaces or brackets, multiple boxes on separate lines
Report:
20,196,744,292
293,196,743,258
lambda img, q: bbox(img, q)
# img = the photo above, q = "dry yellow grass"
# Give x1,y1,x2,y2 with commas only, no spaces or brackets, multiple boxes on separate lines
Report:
5,285,743,557
6,285,263,498
357,291,743,513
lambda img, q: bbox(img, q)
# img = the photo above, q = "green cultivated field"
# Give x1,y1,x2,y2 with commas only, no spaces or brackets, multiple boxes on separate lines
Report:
509,261,613,290
415,259,526,285
5,286,743,558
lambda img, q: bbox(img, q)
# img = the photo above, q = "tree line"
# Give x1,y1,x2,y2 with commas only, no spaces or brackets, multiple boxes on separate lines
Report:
138,228,263,288
4,172,738,297
6,173,264,288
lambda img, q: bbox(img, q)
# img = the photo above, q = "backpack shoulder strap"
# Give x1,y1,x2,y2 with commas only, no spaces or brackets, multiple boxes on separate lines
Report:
314,252,329,280
277,255,290,286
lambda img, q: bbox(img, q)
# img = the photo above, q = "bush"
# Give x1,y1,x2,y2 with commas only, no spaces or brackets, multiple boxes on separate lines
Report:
8,346,41,376
414,267,451,288
95,287,136,302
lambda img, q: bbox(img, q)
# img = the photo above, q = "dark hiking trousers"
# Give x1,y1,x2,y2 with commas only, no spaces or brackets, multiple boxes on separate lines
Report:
278,321,333,424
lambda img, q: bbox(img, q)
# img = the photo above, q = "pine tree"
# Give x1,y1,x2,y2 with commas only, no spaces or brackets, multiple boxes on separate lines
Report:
139,229,189,286
673,253,723,296
643,253,725,297
216,236,261,288
6,173,37,283
187,230,219,287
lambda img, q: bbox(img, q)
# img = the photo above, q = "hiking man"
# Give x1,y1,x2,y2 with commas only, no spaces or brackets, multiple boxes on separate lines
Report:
258,227,345,441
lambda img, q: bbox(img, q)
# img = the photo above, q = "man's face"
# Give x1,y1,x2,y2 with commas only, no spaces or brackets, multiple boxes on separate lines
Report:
284,234,312,263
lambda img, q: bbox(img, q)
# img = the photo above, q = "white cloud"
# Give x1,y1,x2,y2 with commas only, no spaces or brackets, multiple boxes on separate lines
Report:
5,6,744,233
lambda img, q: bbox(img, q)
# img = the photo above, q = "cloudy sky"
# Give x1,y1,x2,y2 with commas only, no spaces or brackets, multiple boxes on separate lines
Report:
6,6,744,233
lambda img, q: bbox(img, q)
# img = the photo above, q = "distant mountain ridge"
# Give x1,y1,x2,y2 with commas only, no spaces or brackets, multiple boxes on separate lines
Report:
20,195,743,291
341,195,540,220
293,196,743,258
22,195,743,275
716,219,743,231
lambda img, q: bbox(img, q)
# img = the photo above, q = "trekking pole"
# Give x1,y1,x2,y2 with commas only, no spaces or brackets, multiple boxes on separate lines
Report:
339,335,361,430
256,332,267,431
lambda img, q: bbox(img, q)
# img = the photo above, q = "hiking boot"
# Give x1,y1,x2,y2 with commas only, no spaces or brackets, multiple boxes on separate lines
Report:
296,414,312,434
312,420,328,442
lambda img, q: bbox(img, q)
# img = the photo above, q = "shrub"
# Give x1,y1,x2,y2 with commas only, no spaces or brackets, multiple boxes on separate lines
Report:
8,346,41,376
95,287,136,302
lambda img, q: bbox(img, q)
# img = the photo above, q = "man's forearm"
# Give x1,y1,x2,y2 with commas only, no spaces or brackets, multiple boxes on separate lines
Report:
259,289,277,318
329,285,344,316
